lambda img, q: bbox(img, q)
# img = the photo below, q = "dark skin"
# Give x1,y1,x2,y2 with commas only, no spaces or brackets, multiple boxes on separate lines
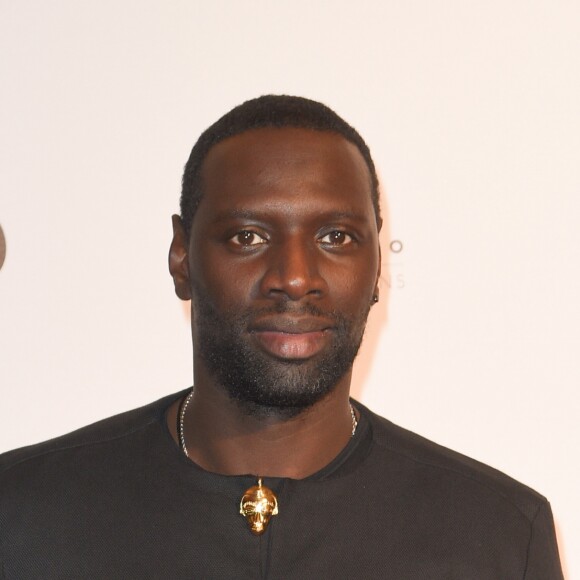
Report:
168,127,381,478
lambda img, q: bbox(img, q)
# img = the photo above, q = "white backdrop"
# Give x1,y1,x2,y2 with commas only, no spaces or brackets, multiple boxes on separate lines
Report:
1,1,578,575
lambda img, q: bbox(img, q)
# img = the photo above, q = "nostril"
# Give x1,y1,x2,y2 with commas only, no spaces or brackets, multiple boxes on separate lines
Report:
260,249,326,300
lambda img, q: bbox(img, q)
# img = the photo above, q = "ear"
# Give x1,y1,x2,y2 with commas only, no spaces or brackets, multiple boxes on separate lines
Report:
169,214,192,301
375,217,383,293
373,244,382,302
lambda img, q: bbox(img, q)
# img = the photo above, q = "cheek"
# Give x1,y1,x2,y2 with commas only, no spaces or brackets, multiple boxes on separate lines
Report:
191,253,265,308
330,273,375,312
322,252,379,303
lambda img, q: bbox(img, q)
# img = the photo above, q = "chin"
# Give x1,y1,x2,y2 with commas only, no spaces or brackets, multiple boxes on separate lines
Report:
218,351,353,415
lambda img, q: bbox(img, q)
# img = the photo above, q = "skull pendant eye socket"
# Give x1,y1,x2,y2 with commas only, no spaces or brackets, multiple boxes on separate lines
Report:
239,478,279,535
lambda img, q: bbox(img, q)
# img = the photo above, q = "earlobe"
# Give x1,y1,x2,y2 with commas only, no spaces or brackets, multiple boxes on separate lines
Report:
169,214,192,301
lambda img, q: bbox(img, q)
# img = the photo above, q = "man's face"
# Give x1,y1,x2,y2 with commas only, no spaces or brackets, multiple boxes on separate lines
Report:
181,127,380,412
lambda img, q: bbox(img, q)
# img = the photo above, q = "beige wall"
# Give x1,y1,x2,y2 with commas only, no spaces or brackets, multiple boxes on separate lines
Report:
1,1,578,574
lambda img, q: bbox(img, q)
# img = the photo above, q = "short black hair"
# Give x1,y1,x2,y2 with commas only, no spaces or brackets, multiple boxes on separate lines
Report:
180,95,380,234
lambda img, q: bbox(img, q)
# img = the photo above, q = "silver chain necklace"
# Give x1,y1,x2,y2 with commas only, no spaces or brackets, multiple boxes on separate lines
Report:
178,388,358,458
177,387,358,535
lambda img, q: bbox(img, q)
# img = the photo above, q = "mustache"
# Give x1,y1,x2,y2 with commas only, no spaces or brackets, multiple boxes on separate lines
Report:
255,302,330,317
237,303,350,327
191,282,365,334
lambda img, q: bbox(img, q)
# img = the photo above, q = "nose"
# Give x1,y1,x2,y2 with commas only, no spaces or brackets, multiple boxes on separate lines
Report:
259,237,327,301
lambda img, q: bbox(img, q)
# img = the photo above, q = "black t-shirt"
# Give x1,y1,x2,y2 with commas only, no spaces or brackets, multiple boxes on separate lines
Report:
0,391,563,579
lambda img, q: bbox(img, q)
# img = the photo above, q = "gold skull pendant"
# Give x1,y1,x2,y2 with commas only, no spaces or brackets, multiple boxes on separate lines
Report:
239,478,279,535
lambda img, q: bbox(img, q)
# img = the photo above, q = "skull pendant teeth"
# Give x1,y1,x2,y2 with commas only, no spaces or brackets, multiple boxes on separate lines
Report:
239,478,279,535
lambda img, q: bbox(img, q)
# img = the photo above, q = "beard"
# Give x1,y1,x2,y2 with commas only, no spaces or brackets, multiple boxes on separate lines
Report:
192,289,371,417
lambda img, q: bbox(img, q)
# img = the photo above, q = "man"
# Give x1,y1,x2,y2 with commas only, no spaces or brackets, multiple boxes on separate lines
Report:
0,96,563,578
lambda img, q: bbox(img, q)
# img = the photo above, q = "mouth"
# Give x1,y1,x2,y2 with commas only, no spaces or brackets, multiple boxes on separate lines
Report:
248,317,335,360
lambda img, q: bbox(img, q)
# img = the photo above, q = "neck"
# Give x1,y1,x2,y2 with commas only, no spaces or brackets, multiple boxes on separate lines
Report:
167,370,356,479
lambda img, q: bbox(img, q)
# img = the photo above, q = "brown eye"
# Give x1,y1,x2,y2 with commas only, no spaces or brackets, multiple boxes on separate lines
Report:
319,231,353,246
231,230,267,246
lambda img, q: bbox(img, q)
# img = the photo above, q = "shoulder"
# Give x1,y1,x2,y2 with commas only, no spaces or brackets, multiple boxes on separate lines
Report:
358,401,547,524
0,390,186,477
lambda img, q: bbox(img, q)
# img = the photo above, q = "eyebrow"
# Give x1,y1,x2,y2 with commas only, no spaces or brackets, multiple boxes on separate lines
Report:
212,208,264,222
317,211,369,223
212,208,370,223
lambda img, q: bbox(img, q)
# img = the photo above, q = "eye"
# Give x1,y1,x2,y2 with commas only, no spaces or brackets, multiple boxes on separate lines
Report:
318,230,354,246
230,230,267,247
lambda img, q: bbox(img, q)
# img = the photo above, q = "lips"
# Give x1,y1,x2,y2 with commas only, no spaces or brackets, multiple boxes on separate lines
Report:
249,316,335,360
250,316,334,334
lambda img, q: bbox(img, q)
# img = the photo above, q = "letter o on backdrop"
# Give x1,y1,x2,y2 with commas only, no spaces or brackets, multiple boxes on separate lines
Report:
0,224,6,271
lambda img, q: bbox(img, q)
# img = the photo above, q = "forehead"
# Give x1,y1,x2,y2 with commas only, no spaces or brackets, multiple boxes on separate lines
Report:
198,127,374,219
